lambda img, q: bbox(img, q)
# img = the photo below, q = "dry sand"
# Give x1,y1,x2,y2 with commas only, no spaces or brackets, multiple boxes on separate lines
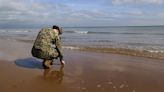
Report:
1,39,164,92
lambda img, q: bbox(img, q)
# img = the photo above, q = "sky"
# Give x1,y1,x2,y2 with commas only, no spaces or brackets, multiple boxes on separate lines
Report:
0,0,164,28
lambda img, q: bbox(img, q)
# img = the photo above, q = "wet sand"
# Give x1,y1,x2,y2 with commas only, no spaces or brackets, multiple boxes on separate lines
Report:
1,40,164,92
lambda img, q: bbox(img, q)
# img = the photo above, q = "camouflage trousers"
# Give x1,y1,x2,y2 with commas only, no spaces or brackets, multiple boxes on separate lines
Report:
31,46,59,60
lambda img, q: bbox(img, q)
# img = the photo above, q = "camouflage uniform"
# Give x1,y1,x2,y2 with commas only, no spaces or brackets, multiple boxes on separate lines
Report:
31,28,63,60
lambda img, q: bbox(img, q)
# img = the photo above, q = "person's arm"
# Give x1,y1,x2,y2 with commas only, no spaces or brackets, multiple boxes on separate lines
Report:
55,36,63,60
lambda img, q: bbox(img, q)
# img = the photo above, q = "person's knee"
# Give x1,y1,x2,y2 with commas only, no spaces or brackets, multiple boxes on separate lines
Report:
50,52,59,59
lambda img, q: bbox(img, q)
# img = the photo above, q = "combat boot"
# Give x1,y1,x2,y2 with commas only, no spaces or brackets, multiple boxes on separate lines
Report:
50,60,54,65
43,60,52,69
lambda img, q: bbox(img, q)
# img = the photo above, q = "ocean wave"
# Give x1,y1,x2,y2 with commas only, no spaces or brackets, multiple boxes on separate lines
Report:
6,36,164,59
63,45,164,59
64,31,88,34
64,31,113,34
0,30,31,33
14,30,31,33
63,46,81,50
64,30,164,36
146,50,164,53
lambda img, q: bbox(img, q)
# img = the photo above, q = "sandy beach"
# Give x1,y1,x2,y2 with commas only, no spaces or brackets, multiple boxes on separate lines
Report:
1,39,164,92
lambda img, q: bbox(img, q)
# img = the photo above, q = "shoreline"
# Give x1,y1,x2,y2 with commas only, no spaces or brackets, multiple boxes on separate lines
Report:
0,34,164,60
78,47,164,60
6,37,164,60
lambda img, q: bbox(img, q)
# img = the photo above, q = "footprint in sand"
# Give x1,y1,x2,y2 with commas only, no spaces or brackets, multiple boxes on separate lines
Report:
132,90,136,92
119,84,125,88
97,84,101,88
108,81,113,85
113,86,116,89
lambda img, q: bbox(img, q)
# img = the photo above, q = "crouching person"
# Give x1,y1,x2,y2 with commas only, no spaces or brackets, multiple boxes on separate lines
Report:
31,25,65,69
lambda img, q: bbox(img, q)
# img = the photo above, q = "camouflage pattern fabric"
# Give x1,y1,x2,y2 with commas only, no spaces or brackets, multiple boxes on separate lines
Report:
31,28,63,59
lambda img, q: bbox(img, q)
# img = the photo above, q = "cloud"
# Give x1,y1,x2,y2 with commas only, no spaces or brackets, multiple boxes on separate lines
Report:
112,0,164,5
0,0,114,27
0,0,163,27
0,0,64,27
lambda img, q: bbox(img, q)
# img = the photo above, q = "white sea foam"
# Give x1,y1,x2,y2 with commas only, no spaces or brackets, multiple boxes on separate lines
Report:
74,31,88,34
15,30,30,33
147,50,164,53
0,30,31,33
63,46,80,50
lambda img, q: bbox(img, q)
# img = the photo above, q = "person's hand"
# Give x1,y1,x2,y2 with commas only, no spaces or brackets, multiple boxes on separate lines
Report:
60,60,65,65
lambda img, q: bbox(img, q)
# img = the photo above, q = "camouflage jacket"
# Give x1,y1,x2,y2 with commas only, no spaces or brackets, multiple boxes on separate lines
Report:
32,28,63,59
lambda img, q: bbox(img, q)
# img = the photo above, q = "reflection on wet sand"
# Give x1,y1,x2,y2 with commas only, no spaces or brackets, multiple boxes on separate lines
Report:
43,65,64,84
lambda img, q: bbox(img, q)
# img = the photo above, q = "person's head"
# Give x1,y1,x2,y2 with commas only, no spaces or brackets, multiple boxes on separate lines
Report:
52,25,63,35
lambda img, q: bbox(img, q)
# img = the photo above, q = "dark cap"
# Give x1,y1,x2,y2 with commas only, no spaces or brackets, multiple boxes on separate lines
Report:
52,25,63,35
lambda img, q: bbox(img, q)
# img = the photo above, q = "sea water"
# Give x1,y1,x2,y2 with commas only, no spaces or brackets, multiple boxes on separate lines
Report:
0,26,164,59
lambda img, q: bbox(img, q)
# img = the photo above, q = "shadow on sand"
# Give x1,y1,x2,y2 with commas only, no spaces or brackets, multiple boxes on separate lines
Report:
15,58,43,69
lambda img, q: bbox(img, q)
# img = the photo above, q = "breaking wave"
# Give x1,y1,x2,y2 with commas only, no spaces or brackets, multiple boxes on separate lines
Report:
63,45,164,60
64,30,164,35
64,31,114,34
0,30,31,33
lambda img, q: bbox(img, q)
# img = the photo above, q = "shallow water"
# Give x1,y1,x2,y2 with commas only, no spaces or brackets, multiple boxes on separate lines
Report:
0,26,164,59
